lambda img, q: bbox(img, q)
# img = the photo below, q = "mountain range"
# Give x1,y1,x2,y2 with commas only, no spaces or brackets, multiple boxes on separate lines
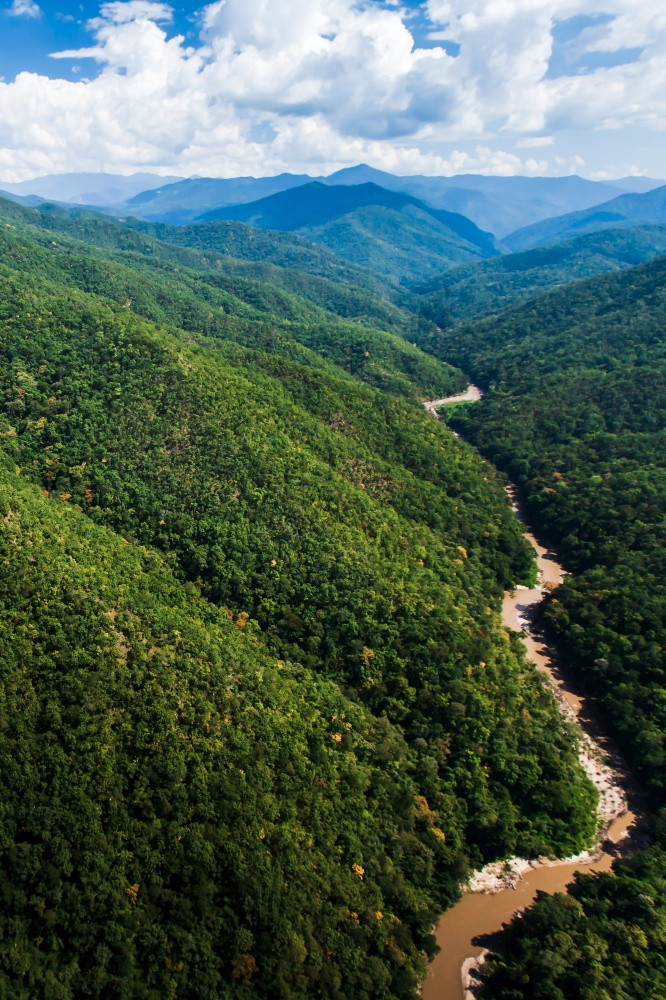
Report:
123,165,664,234
196,181,499,283
3,166,663,238
310,165,656,238
9,169,666,292
0,171,183,207
121,166,661,235
0,189,604,996
504,183,666,251
0,157,665,999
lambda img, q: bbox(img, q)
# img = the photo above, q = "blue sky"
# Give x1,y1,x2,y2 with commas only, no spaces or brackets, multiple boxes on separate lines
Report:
0,2,198,80
0,0,663,182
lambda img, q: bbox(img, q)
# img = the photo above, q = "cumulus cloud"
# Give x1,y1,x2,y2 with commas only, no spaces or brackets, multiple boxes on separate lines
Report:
90,2,173,26
8,0,41,17
0,0,663,181
197,0,461,140
517,136,555,148
425,0,666,133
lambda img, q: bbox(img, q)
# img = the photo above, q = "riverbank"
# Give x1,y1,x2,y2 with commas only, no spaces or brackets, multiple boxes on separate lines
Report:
420,389,636,1000
423,385,483,415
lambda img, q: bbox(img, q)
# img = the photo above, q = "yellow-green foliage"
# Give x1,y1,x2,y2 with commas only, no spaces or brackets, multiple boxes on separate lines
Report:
0,203,598,998
430,255,666,1000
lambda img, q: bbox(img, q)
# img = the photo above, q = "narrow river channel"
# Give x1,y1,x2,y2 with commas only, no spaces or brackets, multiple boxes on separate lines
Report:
420,388,636,1000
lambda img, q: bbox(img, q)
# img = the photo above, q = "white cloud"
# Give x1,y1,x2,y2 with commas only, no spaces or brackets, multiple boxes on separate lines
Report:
517,136,555,147
198,0,459,140
425,0,666,135
0,0,664,181
9,0,41,17
91,2,173,25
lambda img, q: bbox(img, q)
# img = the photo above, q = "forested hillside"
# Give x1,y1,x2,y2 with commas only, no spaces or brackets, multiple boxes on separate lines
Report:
2,196,399,300
423,256,666,999
417,225,666,327
197,182,499,284
0,200,598,997
0,197,449,400
504,183,666,252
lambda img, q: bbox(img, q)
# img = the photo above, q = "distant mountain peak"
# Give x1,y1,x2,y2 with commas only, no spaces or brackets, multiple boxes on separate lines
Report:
194,180,499,284
30,163,655,238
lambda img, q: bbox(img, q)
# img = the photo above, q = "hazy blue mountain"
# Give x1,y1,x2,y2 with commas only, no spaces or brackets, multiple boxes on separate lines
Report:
110,165,657,236
0,172,183,207
122,172,313,223
19,166,660,250
0,189,47,207
320,165,637,236
9,167,662,236
197,180,493,245
504,184,666,252
415,224,666,327
196,181,499,282
320,166,666,235
610,175,665,193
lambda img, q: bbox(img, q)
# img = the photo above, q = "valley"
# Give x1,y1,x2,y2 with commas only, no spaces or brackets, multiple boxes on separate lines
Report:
419,415,637,998
0,165,662,1000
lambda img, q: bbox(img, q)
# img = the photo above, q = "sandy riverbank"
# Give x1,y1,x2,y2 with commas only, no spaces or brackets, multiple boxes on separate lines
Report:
423,385,482,414
420,391,636,1000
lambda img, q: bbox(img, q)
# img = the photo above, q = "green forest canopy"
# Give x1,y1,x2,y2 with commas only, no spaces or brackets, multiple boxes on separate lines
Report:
422,253,666,1000
0,199,599,998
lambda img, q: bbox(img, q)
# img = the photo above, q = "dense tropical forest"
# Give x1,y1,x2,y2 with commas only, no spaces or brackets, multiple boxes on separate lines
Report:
0,195,602,998
415,224,666,327
425,257,666,998
2,164,665,1000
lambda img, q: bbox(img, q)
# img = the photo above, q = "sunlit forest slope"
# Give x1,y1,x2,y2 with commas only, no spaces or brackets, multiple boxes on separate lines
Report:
424,255,666,1000
0,199,598,998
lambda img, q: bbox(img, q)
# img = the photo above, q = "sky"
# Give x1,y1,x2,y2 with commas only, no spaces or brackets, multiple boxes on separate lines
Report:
0,0,664,182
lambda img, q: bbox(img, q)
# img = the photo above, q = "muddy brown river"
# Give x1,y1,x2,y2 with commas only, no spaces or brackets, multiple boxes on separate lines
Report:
420,390,636,1000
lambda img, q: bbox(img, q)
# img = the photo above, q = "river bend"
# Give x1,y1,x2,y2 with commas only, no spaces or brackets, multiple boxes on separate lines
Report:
420,388,636,1000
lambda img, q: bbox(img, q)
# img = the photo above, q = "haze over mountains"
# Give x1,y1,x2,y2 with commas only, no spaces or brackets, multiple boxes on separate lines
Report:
197,181,500,284
503,183,666,251
309,166,659,239
0,172,183,208
0,150,665,999
3,167,666,295
1,166,663,237
119,166,663,235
